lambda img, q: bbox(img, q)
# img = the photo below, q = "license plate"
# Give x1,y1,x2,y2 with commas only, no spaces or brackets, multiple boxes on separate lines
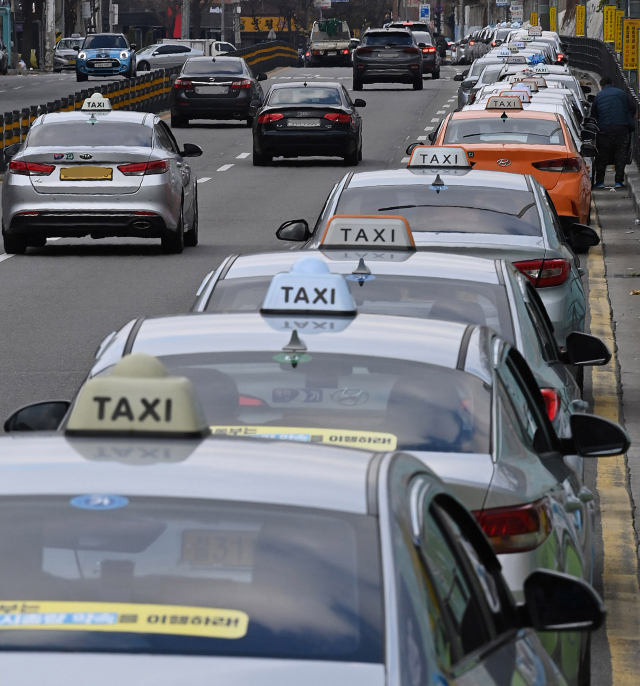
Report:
377,53,398,58
181,530,259,568
288,119,321,127
60,166,112,181
195,85,228,95
327,50,337,56
93,61,112,68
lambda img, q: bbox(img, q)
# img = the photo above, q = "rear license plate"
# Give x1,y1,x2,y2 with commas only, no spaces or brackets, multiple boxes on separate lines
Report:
60,166,113,181
327,50,337,56
288,119,321,127
195,85,228,95
93,61,112,68
181,530,259,567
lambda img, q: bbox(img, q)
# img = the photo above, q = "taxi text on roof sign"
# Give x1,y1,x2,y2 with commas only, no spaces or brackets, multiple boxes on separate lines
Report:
320,215,416,249
499,89,530,103
407,146,470,169
260,256,357,316
485,95,523,110
81,93,113,112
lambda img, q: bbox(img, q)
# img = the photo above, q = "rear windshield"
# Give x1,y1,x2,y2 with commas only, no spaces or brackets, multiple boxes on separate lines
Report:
412,32,432,45
268,87,342,106
0,496,383,661
27,122,153,148
182,59,244,75
362,33,414,47
477,65,504,85
334,185,542,236
443,117,564,145
83,35,127,49
205,275,514,342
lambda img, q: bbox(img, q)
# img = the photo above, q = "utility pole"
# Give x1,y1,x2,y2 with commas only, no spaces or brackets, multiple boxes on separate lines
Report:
181,0,190,39
234,2,241,46
44,0,55,71
221,0,225,41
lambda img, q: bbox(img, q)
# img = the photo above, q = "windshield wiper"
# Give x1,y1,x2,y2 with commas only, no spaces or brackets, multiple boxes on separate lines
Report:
378,204,417,211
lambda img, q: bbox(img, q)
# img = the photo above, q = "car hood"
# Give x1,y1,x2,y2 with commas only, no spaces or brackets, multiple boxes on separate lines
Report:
0,654,385,686
84,49,126,57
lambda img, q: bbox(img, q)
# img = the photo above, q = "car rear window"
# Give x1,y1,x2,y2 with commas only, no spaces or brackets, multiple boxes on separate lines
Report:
83,35,127,49
268,87,342,106
182,59,244,75
444,117,565,145
362,33,414,46
204,275,514,342
334,185,542,236
477,65,505,85
412,32,432,45
27,122,153,148
0,496,382,661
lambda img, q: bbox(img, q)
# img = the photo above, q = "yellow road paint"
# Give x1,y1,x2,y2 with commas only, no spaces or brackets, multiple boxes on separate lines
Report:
589,205,640,683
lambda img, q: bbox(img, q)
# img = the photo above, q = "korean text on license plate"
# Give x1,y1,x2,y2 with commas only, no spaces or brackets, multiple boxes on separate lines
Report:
288,119,321,128
196,85,228,95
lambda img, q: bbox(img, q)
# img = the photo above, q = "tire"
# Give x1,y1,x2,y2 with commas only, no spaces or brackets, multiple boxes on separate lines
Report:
413,75,424,90
161,203,185,254
171,113,188,128
352,76,363,91
76,71,88,82
432,68,440,80
138,61,150,72
246,116,254,127
184,191,199,248
3,232,27,255
253,145,271,166
344,147,359,166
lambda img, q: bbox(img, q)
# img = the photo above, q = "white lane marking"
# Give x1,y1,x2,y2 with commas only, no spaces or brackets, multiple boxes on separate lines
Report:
442,104,450,108
424,126,433,131
436,110,445,114
401,156,410,163
47,237,61,242
217,164,234,172
13,86,23,89
0,254,14,263
236,152,251,159
430,118,439,122
197,177,212,184
417,135,427,140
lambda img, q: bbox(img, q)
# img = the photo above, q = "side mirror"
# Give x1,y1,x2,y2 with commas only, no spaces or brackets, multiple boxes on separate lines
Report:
257,73,268,81
181,143,203,157
461,79,475,89
583,116,597,126
3,142,21,162
4,401,71,432
587,94,595,103
462,69,469,77
520,570,605,632
276,219,311,242
566,413,630,457
353,98,366,107
567,222,600,250
581,84,591,94
428,131,438,143
580,142,597,158
406,142,420,155
580,129,596,142
170,73,178,82
454,74,465,81
74,45,80,51
130,43,137,50
562,331,611,366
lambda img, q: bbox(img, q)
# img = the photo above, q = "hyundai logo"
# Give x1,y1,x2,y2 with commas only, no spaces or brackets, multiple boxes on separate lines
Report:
331,388,369,406
497,159,511,167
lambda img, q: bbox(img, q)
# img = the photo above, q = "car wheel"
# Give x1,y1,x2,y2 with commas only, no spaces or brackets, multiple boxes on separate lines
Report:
246,116,254,127
138,61,150,72
432,68,440,80
413,75,424,90
2,230,27,255
352,76,363,91
184,190,199,248
76,71,88,82
161,202,185,254
253,146,272,166
171,114,188,128
344,147,359,166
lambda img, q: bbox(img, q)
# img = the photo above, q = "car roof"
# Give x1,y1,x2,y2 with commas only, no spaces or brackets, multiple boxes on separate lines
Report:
187,55,243,62
0,435,375,514
451,108,558,121
35,110,154,126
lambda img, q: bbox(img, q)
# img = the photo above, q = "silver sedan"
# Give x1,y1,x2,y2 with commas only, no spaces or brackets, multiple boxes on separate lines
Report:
1,108,202,254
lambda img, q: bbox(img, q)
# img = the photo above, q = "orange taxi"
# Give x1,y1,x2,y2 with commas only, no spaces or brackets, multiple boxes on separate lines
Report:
433,94,591,228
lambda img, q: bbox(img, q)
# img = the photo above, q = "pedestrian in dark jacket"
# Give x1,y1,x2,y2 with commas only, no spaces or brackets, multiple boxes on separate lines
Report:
591,76,637,188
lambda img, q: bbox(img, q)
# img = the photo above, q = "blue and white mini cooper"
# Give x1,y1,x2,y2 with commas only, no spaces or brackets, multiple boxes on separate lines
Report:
76,33,137,82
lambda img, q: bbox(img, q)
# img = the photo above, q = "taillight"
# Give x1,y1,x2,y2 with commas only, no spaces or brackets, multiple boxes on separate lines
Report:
324,112,351,123
305,51,309,57
342,49,350,54
239,395,265,406
257,112,284,124
422,46,436,53
173,78,193,89
532,157,581,172
231,79,252,90
469,40,475,45
473,498,553,553
491,41,497,46
404,47,420,54
557,53,564,60
514,259,571,288
117,160,169,176
540,388,561,422
9,160,55,176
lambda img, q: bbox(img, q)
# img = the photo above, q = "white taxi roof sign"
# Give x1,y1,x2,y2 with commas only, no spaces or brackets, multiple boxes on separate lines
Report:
506,43,519,51
528,26,542,36
408,145,470,169
499,89,530,103
497,48,512,56
520,35,535,42
81,92,112,112
533,64,550,73
485,95,523,110
66,354,209,438
261,256,356,315
506,55,527,63
522,77,543,90
320,215,416,250
514,41,526,48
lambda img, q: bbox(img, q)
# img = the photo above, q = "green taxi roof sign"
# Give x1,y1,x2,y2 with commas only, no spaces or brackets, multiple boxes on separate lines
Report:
320,215,416,249
66,353,209,438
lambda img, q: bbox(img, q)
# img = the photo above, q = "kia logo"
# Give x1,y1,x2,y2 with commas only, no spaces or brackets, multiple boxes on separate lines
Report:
80,154,92,160
497,159,511,167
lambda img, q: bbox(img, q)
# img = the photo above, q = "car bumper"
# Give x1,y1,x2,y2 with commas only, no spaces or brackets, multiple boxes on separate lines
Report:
255,129,357,157
537,276,586,347
77,61,130,75
171,95,253,120
354,62,421,83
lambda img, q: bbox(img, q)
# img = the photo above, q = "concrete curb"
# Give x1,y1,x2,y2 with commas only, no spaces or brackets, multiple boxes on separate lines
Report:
625,165,640,218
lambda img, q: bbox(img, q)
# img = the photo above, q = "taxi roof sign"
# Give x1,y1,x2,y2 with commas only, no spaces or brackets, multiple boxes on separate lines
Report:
66,354,209,438
497,48,512,56
506,43,519,51
528,26,542,36
408,145,470,169
506,55,527,63
499,89,530,103
320,215,415,250
261,256,356,316
485,95,523,110
522,77,543,90
81,93,112,112
533,64,550,73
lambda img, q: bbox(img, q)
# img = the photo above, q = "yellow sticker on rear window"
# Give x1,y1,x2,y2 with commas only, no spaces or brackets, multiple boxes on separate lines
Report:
210,425,398,450
0,602,248,639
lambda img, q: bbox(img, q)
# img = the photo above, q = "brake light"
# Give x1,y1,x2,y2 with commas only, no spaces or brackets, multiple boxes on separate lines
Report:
532,157,581,172
305,51,309,57
514,259,571,288
230,79,252,90
342,49,350,54
473,499,553,553
540,388,561,422
491,41,497,46
404,47,420,54
173,78,193,89
9,160,55,176
469,40,475,45
357,47,373,54
422,46,436,53
117,160,169,176
557,53,564,60
239,395,265,406
257,112,284,124
324,112,351,123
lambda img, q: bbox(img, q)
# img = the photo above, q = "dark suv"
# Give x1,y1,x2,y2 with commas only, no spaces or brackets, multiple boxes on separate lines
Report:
353,28,423,91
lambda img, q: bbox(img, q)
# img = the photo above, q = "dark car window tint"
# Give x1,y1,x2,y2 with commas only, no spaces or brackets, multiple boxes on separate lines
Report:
268,88,342,106
524,289,559,363
28,122,153,148
83,35,128,49
477,65,504,85
362,33,414,46
335,186,542,236
412,32,432,45
182,59,244,75
0,497,383,661
444,117,565,145
154,124,178,154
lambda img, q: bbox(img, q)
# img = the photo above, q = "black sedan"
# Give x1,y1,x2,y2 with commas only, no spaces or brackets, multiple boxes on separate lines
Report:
252,82,365,166
170,56,267,128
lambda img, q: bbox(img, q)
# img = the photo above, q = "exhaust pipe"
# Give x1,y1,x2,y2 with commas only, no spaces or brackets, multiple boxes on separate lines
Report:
133,220,151,230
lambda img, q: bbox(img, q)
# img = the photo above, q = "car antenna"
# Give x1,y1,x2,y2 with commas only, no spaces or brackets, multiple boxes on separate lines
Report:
429,173,448,193
351,257,371,287
283,330,307,353
501,111,508,121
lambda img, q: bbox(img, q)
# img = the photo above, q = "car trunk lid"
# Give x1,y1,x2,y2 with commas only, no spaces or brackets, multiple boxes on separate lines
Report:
263,106,351,131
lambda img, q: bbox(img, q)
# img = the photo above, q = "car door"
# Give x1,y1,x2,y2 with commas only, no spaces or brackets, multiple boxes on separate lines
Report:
169,45,192,68
341,86,361,134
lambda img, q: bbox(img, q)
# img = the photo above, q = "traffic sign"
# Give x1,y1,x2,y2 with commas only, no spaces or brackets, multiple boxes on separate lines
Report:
419,4,430,20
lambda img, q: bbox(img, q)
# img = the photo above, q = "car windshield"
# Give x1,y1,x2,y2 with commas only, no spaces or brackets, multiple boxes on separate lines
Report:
27,122,153,148
57,39,83,50
148,352,492,454
334,185,542,236
83,35,127,49
268,87,342,106
496,29,512,40
182,59,244,75
362,33,414,47
443,117,565,145
477,65,505,85
205,275,514,342
0,496,383,661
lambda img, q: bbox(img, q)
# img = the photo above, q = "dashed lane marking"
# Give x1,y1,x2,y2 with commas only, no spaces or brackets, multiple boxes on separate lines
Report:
424,126,433,131
430,118,439,122
197,177,212,184
417,135,427,140
442,104,450,108
236,153,251,159
436,110,445,114
401,156,410,163
217,164,234,172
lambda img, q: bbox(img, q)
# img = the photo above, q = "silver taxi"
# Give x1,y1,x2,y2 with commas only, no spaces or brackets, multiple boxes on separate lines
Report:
1,94,202,255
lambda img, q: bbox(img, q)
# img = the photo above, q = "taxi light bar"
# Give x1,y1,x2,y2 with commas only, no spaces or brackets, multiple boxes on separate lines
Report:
231,79,252,90
321,215,415,249
540,388,561,422
324,112,351,123
532,157,581,173
473,499,553,554
117,160,169,176
173,78,194,90
514,258,570,288
9,160,55,176
485,95,523,110
423,46,436,53
258,112,284,124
